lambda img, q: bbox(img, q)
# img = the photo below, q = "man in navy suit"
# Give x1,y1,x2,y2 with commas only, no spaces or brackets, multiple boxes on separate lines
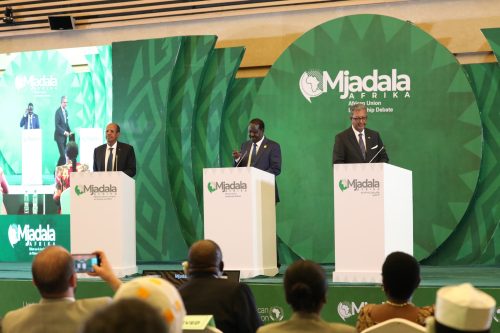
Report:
333,103,389,164
233,118,282,202
20,103,40,129
54,96,72,166
93,123,136,178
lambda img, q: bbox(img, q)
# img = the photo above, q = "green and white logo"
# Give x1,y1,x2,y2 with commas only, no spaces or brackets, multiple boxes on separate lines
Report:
206,181,247,193
337,301,367,321
338,178,380,192
8,224,56,247
300,69,411,102
74,184,117,196
269,306,284,322
207,182,216,193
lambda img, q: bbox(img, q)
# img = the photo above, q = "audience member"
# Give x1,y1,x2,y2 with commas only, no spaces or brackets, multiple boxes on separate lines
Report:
114,276,186,333
53,142,89,205
2,246,121,333
426,283,496,333
0,166,9,214
356,252,434,332
179,239,262,333
258,260,355,333
79,298,168,333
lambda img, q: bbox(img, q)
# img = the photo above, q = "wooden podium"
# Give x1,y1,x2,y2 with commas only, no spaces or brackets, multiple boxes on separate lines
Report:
21,129,42,185
203,167,278,278
333,163,413,283
70,171,137,277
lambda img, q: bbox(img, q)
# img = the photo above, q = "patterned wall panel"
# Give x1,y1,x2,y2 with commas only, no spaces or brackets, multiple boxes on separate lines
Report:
113,37,187,261
192,47,245,211
165,35,217,246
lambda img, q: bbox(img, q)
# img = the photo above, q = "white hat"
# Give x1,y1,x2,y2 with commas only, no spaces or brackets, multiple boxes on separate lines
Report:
115,276,186,333
435,283,496,331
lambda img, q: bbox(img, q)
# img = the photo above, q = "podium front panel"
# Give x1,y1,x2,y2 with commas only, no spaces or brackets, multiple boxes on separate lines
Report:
70,171,136,277
333,163,413,283
21,129,42,185
203,167,277,278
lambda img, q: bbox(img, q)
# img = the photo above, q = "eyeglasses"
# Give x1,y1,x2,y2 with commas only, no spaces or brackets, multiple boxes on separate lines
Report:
351,116,367,121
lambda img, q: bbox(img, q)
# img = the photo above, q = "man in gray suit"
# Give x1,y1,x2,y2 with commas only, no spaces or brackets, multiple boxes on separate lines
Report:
2,246,121,333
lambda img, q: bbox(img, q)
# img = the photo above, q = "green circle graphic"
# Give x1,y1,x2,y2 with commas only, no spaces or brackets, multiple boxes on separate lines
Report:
250,14,482,261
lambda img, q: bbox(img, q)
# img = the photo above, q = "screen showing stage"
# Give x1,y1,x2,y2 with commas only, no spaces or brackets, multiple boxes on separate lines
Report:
0,45,112,216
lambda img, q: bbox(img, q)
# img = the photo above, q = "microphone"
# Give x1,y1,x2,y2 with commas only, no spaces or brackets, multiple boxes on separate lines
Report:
235,150,248,167
368,146,385,163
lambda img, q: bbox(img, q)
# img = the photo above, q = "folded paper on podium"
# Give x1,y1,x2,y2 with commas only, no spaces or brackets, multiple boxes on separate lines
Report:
203,167,278,279
70,171,137,277
333,163,413,283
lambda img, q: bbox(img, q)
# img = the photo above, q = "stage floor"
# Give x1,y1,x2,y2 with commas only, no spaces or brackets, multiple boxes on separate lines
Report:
1,263,500,287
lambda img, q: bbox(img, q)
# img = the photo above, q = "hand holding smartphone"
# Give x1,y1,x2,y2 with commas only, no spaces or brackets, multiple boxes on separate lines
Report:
71,253,101,273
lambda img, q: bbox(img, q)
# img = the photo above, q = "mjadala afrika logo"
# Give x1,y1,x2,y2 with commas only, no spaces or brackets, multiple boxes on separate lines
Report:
299,69,411,102
207,181,247,193
8,224,56,247
338,178,380,192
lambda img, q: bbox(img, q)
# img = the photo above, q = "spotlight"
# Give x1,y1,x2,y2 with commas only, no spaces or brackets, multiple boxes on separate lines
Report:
3,6,14,24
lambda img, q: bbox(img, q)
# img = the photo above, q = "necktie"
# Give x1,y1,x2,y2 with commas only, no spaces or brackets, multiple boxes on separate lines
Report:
28,115,32,129
358,133,366,160
107,148,114,171
65,110,69,126
250,143,257,166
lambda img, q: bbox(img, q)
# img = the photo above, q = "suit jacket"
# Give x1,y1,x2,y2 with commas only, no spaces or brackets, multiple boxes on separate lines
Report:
257,312,356,333
2,297,111,333
20,114,40,129
93,141,136,178
54,107,70,140
234,137,282,202
333,127,389,164
179,273,262,333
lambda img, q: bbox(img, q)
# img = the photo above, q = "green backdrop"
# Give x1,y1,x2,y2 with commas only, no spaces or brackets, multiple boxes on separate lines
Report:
111,16,498,265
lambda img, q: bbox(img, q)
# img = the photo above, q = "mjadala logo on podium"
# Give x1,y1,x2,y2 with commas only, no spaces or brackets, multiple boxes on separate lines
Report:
338,178,380,195
75,184,118,200
207,181,247,198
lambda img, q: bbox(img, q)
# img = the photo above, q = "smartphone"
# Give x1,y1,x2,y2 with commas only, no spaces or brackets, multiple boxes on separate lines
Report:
71,253,100,273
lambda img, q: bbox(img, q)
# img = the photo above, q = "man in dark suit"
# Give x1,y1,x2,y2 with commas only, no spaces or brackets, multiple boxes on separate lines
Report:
54,96,71,166
1,246,121,333
333,103,389,164
179,240,262,333
232,118,282,202
93,123,136,178
20,103,40,129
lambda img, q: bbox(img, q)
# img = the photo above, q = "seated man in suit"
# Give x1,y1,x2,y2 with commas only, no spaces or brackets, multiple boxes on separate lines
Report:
93,122,136,178
2,246,121,333
179,240,262,333
333,103,389,164
232,118,281,202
